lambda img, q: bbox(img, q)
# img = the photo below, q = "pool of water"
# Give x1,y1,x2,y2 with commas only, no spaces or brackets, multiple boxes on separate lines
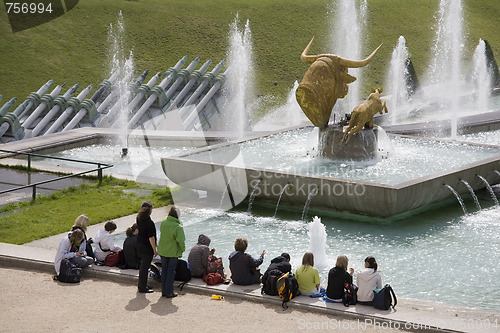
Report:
111,197,500,312
37,144,194,181
459,129,500,146
182,127,500,186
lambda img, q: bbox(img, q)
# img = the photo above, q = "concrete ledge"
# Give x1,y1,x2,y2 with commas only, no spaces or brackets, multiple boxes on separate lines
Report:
1,240,498,333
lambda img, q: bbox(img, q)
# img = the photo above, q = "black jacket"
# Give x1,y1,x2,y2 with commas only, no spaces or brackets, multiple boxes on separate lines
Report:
262,255,291,283
326,266,353,299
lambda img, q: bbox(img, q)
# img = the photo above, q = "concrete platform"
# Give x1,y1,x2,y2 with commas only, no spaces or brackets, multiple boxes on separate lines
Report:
1,207,499,333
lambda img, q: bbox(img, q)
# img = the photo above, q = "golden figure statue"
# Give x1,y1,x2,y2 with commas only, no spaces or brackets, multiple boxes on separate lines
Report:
342,88,388,144
296,37,382,128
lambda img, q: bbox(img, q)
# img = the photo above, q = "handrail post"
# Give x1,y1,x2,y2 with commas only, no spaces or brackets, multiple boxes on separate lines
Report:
28,154,31,172
98,163,102,184
32,184,36,201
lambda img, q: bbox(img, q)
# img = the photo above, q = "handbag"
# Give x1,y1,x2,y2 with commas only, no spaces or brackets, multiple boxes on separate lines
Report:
104,251,123,267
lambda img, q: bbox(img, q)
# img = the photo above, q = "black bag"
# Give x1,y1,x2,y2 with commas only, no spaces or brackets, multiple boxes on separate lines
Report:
175,259,192,290
342,282,358,307
276,272,300,309
261,269,284,296
57,258,82,283
373,284,397,310
149,262,162,282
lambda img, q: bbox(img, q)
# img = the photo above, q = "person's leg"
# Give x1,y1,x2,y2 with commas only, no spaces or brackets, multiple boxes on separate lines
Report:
165,257,178,295
160,256,168,296
138,251,153,292
69,256,93,268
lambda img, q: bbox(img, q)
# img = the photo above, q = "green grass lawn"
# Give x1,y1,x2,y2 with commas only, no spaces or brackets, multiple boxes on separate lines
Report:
0,176,172,244
1,0,499,118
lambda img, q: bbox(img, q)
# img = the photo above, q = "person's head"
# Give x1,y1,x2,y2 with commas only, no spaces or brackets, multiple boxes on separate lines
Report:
336,255,349,271
69,229,84,244
302,252,314,267
104,221,117,233
234,237,248,252
281,252,291,262
197,234,211,246
168,205,180,219
73,215,89,231
126,223,138,237
364,256,378,271
137,202,153,221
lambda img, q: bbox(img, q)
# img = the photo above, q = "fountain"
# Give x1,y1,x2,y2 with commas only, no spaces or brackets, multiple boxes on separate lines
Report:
460,179,481,210
329,0,368,118
307,216,328,271
221,15,254,137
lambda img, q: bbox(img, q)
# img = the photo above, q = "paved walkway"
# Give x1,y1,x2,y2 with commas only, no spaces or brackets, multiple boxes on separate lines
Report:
2,206,499,333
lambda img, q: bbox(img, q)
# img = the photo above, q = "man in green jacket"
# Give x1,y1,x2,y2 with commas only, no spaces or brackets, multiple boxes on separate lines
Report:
157,206,185,298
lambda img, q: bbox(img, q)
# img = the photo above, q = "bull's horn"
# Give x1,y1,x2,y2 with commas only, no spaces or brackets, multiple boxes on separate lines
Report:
338,44,383,68
300,37,320,64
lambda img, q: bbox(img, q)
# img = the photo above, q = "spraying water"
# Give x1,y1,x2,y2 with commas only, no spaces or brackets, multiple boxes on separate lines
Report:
109,11,134,150
460,179,481,210
386,36,411,124
444,184,467,214
273,183,293,218
470,39,492,113
307,216,328,271
427,0,464,139
224,14,254,137
477,175,499,206
330,0,368,119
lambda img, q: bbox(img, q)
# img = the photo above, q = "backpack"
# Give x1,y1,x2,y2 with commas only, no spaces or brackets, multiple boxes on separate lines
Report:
372,284,397,310
276,272,300,309
149,262,162,282
175,259,192,290
57,258,82,283
203,272,225,285
207,255,224,276
104,251,123,267
261,269,284,296
342,282,358,307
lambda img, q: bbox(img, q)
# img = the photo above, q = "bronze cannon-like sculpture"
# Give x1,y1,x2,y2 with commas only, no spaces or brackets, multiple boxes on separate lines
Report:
296,37,382,128
342,88,388,144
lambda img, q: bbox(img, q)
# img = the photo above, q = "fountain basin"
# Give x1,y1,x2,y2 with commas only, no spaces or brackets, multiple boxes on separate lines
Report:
161,126,500,218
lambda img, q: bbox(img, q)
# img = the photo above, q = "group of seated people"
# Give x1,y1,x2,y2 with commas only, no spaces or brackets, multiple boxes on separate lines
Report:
54,216,381,305
222,237,382,305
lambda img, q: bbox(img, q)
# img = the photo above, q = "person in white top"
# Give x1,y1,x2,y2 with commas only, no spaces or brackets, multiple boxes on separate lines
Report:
93,221,122,262
356,256,382,305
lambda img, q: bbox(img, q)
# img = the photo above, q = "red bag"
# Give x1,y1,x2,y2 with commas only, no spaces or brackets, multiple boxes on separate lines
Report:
207,255,224,276
203,273,225,285
104,251,123,267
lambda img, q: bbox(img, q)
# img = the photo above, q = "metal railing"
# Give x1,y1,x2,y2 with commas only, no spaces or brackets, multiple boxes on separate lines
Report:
0,149,113,201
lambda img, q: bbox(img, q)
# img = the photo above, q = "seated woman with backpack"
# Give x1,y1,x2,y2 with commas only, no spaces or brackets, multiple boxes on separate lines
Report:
326,255,354,301
295,252,325,296
93,221,122,264
356,256,382,305
229,237,265,285
54,229,93,277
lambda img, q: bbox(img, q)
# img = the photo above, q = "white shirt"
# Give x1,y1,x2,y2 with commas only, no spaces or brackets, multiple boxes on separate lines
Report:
356,268,382,302
93,229,121,262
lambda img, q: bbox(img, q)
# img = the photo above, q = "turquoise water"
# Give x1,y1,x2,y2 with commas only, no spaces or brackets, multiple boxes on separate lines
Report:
183,127,500,186
113,196,500,312
38,144,194,181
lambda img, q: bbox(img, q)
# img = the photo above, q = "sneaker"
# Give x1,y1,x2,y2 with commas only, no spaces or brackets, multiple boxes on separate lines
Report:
164,293,178,298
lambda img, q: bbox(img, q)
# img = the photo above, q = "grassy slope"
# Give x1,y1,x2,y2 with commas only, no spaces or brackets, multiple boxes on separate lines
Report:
0,177,172,244
0,0,499,117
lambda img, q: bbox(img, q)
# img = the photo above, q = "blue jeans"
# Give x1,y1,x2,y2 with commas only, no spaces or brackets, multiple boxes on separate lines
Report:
160,257,178,295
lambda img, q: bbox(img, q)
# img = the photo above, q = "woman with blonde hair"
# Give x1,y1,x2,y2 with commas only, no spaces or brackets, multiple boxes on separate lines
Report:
295,252,324,295
54,229,93,277
326,255,354,300
71,214,94,259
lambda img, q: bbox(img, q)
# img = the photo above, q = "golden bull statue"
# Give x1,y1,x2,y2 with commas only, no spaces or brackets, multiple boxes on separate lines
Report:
296,37,382,128
342,88,388,144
